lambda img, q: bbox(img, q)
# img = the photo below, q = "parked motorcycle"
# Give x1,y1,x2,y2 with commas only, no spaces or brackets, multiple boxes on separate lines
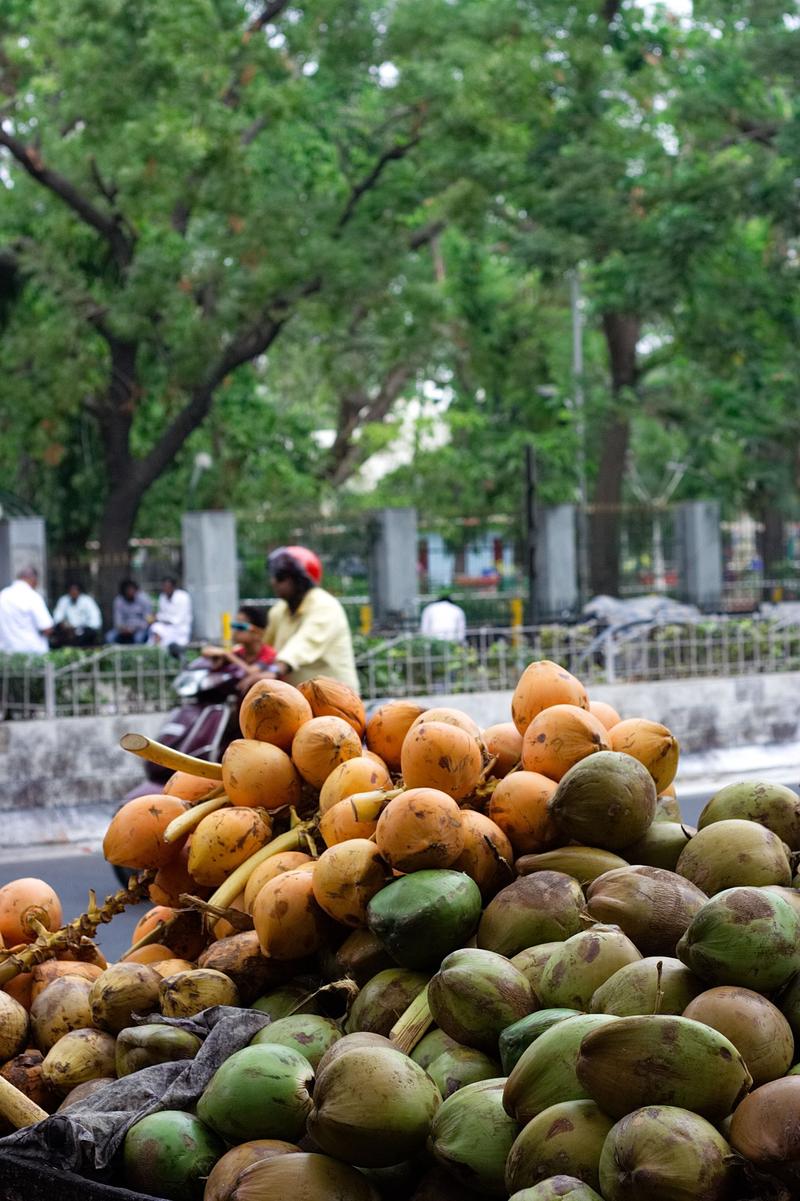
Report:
112,653,246,887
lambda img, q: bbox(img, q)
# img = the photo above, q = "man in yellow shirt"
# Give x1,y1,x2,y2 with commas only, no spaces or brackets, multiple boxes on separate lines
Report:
256,545,360,693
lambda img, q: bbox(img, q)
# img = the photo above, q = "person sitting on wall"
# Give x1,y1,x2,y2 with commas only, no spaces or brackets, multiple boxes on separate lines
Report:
148,577,193,650
106,578,153,644
0,566,53,655
51,581,102,648
419,589,467,643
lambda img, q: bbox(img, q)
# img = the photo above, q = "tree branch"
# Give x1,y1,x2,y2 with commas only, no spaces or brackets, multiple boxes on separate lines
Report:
338,132,422,229
0,128,134,266
246,1,292,36
325,361,413,487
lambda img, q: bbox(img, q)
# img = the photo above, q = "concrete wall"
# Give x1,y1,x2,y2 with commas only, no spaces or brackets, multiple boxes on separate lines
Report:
3,671,800,848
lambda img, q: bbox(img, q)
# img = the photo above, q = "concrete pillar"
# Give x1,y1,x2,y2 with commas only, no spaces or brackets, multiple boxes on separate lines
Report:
677,500,723,611
368,507,418,625
182,511,238,641
535,504,578,621
0,516,48,595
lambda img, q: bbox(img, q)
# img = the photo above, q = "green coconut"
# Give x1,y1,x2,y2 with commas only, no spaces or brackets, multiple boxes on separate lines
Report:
683,986,794,1086
477,872,584,958
509,1183,603,1201
252,982,319,1020
123,1110,224,1201
623,822,693,871
676,819,792,894
548,751,656,851
505,1099,614,1194
367,870,482,971
308,1044,441,1169
427,1045,501,1098
515,847,629,885
777,971,800,1041
576,1014,752,1121
429,1077,518,1197
499,1009,581,1074
315,1031,395,1078
345,968,429,1036
251,1013,341,1069
585,866,707,956
410,1027,460,1070
763,884,800,921
589,957,704,1017
204,1141,301,1201
677,886,800,991
537,926,641,1010
599,1105,735,1201
197,1044,314,1143
115,1024,202,1077
503,1013,618,1125
698,780,800,850
511,943,561,992
428,948,535,1054
654,792,683,822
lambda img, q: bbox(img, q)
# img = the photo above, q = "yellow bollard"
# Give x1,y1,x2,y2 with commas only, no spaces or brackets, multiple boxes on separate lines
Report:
359,604,373,636
510,597,523,648
221,610,232,646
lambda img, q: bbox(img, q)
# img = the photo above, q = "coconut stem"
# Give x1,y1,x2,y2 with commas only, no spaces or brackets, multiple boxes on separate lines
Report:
390,985,433,1055
119,732,223,781
163,793,232,843
207,822,318,910
653,960,664,1015
347,788,402,823
178,893,254,932
0,1073,48,1130
0,872,155,986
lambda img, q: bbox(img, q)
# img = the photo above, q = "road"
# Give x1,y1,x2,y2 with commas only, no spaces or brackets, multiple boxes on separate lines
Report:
0,849,148,962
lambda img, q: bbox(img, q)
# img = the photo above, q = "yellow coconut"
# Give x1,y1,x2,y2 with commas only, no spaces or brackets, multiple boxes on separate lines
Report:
221,739,302,810
366,701,427,772
239,680,312,750
400,721,482,800
188,807,272,887
291,716,363,791
511,659,589,735
319,757,392,814
609,718,679,793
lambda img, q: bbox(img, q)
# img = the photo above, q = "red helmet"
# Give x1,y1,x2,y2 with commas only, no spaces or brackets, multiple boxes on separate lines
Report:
268,545,323,585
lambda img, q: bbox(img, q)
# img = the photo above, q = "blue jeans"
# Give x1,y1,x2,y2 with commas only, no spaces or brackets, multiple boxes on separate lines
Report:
105,628,149,645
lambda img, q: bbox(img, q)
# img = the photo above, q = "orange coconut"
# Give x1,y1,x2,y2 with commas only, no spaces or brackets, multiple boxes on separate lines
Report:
3,974,33,1010
451,810,515,899
609,718,680,793
400,721,483,801
365,701,427,772
0,879,63,946
482,722,523,777
163,771,218,803
239,679,312,750
123,944,174,965
319,756,393,815
312,840,388,927
243,852,314,914
103,796,188,871
221,739,302,810
511,659,589,735
319,799,380,848
589,700,622,731
188,807,272,887
213,892,248,940
487,771,560,855
297,677,366,738
148,842,201,908
29,961,102,1003
152,958,196,978
252,869,330,959
408,707,482,744
521,704,610,782
291,716,362,791
375,788,465,873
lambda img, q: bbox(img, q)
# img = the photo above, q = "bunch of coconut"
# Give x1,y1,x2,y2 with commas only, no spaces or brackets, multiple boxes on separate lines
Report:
7,664,800,1199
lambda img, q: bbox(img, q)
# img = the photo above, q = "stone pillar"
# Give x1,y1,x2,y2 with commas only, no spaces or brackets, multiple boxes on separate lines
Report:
368,507,418,625
182,511,238,641
535,504,578,621
677,500,723,611
0,516,48,594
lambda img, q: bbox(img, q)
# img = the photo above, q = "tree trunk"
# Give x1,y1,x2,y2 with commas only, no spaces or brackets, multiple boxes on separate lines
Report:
757,502,785,601
589,312,640,597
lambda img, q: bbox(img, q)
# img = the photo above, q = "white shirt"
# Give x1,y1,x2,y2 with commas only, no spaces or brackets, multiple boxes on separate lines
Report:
419,599,467,643
150,588,193,646
0,579,54,655
53,592,102,631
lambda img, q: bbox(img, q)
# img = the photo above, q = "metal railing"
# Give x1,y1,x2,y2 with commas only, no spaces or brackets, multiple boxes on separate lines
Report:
4,615,800,719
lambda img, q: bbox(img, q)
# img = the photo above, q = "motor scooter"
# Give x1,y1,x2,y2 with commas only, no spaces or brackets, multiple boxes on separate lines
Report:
112,653,246,887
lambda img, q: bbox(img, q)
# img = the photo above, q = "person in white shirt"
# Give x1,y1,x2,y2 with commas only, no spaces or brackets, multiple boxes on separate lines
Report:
0,566,54,655
419,591,467,643
148,577,193,649
52,581,102,647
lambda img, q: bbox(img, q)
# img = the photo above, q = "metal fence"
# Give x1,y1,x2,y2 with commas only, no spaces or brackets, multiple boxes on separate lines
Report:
5,615,800,719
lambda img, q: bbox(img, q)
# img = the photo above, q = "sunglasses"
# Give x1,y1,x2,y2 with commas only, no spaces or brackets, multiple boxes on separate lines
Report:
230,620,255,632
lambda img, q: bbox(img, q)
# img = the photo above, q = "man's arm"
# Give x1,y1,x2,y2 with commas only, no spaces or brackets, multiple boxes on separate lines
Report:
52,596,68,625
84,597,103,629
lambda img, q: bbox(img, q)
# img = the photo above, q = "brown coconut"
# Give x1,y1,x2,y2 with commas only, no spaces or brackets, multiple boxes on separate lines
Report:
729,1076,800,1179
312,840,388,926
676,819,792,894
451,810,515,899
683,986,795,1086
585,866,708,956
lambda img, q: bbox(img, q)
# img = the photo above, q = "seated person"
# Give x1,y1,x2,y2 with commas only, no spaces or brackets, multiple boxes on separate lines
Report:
51,581,102,648
106,578,152,644
148,577,193,649
202,605,276,688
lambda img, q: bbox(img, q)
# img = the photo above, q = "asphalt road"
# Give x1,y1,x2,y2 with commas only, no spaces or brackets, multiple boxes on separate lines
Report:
0,850,148,962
